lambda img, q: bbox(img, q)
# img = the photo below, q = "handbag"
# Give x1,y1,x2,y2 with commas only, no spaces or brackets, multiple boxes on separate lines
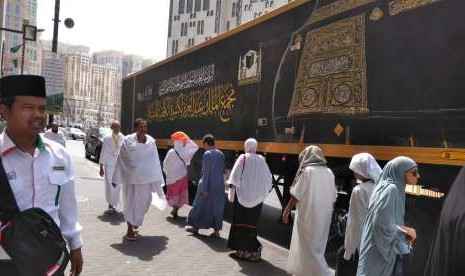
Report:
228,155,247,203
0,156,70,276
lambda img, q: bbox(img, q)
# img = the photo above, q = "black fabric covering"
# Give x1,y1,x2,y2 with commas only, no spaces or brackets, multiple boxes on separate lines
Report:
227,196,263,252
424,164,465,276
0,75,46,99
335,247,358,276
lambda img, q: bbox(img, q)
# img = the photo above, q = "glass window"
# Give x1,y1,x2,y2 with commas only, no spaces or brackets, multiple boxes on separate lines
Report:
232,3,236,17
179,0,185,14
226,21,230,31
187,0,193,12
203,0,210,10
195,0,201,11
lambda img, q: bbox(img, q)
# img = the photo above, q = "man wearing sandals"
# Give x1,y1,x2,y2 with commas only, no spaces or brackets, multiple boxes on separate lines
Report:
185,134,225,238
112,118,166,241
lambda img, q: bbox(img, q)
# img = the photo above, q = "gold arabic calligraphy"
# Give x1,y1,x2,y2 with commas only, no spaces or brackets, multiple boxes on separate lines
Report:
147,84,236,123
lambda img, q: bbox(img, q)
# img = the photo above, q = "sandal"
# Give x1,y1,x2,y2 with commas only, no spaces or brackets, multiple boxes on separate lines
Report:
185,226,199,234
123,234,138,241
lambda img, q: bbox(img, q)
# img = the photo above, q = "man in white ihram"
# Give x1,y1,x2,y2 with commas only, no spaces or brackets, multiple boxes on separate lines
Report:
44,122,66,147
99,120,124,214
112,118,166,241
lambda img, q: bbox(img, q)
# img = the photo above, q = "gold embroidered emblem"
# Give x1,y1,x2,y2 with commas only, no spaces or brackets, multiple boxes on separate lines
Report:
370,7,384,21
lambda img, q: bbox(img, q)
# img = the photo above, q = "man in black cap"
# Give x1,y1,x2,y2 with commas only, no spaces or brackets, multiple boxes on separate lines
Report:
0,75,83,275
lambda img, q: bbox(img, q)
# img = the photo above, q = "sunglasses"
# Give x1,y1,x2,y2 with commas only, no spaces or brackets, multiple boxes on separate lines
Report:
409,169,420,177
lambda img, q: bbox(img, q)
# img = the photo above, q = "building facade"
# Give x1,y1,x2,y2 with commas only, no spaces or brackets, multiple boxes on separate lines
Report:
64,46,119,127
167,0,293,57
2,0,41,75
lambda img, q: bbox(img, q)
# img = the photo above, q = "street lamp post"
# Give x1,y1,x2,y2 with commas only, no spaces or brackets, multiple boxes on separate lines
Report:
0,20,38,76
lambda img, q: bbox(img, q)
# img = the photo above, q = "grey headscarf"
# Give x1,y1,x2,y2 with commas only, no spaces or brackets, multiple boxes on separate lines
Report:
291,145,327,187
357,156,417,276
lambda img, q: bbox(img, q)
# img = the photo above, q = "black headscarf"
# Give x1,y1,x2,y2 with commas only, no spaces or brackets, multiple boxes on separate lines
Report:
424,164,465,276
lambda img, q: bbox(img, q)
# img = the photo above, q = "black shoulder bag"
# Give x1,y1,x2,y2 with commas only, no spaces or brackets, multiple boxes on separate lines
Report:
0,157,69,276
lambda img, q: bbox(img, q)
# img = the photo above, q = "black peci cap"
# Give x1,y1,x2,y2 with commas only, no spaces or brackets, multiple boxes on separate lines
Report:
0,75,46,99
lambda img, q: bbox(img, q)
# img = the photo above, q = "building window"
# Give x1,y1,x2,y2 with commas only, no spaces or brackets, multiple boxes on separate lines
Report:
266,1,269,8
187,0,193,12
179,0,185,14
226,21,230,31
175,40,179,53
203,0,210,10
232,3,236,17
201,20,204,34
197,21,201,34
172,40,176,55
195,0,201,11
254,12,258,18
270,0,274,7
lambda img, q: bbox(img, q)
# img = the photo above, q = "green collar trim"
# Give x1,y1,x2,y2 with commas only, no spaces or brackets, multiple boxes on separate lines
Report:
37,135,46,152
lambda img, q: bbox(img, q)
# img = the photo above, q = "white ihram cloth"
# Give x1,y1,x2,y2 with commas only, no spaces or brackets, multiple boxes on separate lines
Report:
112,133,167,225
99,132,124,206
163,139,198,184
226,153,272,208
44,129,66,147
344,153,381,260
287,166,337,276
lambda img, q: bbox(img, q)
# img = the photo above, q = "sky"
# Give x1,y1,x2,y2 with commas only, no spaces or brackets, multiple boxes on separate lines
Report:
37,0,170,61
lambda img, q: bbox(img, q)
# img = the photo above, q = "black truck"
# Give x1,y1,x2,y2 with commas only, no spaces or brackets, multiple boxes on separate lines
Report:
122,0,465,274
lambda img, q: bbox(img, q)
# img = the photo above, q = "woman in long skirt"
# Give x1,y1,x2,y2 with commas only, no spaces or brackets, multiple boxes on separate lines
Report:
227,138,272,261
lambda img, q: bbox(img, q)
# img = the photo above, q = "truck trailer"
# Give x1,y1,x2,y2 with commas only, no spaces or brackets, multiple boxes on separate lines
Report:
122,0,465,274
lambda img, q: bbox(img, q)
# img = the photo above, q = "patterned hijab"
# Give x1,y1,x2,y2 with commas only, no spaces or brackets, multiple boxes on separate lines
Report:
291,145,327,187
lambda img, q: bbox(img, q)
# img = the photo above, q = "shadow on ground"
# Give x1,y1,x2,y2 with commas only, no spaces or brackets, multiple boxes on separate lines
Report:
110,235,168,261
97,211,125,225
165,216,187,228
190,233,230,253
228,253,290,275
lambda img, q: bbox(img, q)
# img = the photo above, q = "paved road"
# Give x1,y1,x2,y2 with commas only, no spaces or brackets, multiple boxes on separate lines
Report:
67,140,291,276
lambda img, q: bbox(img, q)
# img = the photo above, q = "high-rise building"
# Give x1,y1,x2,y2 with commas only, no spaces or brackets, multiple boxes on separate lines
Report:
122,54,145,77
2,0,41,75
90,64,118,126
167,0,294,57
42,49,66,117
64,46,119,127
93,50,124,121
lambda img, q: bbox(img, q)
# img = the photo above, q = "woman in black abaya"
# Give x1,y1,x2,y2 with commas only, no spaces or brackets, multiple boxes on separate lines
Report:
424,164,465,276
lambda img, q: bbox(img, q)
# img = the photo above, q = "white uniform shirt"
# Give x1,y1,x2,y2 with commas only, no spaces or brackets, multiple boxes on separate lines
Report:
0,131,83,259
44,129,67,147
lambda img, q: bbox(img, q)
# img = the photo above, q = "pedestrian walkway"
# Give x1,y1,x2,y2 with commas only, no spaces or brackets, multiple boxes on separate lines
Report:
75,174,290,276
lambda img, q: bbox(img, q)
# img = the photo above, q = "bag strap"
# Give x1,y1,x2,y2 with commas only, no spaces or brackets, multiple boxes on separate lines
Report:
239,154,247,184
0,156,20,222
174,149,186,167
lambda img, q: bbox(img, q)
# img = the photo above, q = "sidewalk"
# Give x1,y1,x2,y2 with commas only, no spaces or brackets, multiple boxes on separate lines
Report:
75,179,290,276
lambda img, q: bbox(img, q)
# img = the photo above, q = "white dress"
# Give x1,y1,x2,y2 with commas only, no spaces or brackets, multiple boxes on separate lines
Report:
287,166,337,276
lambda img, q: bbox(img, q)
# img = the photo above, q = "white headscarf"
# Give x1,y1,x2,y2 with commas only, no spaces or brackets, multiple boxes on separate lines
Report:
163,132,199,184
227,138,272,208
344,153,381,260
349,153,382,182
